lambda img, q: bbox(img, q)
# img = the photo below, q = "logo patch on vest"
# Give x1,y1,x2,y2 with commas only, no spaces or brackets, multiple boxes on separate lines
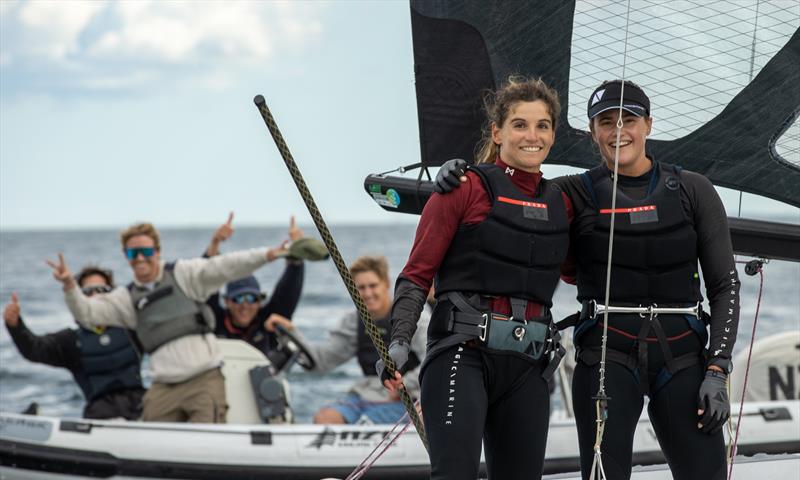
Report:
498,196,549,221
600,205,658,224
665,175,679,190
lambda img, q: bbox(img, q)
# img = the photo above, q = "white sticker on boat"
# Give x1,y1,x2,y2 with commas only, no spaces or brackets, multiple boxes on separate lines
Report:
0,416,53,442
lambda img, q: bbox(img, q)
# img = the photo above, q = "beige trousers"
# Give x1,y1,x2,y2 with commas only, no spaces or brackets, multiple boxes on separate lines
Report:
142,367,227,423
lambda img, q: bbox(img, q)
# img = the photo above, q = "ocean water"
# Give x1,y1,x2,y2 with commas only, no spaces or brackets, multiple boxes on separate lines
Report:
0,224,798,423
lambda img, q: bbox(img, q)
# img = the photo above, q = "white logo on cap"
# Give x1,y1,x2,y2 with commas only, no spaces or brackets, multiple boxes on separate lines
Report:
591,89,605,106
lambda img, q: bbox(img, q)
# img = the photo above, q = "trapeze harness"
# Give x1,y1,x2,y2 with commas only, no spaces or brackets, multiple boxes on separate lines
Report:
128,262,217,354
567,161,709,394
428,164,570,380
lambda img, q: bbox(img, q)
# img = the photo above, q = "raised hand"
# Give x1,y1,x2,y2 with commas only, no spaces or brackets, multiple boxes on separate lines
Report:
3,293,20,327
288,215,304,241
45,253,75,290
207,212,235,257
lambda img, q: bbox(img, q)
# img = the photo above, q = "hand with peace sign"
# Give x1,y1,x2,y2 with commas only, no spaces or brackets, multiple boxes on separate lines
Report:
46,253,76,291
205,212,235,257
3,293,21,328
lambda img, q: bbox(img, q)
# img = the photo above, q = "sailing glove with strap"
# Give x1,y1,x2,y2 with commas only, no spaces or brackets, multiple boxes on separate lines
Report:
697,369,730,434
434,158,467,194
375,340,411,384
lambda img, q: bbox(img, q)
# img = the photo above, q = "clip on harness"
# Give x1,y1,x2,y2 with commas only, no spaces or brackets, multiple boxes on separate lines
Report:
445,292,565,381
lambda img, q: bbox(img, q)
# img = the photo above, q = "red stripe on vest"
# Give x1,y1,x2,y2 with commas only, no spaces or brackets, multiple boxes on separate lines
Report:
599,205,656,214
497,196,547,209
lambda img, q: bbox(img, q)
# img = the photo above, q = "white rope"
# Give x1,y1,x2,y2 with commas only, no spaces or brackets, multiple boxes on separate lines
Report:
591,1,633,478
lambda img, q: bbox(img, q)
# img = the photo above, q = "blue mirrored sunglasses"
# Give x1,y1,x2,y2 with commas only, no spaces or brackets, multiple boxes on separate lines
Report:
231,293,259,305
125,247,156,260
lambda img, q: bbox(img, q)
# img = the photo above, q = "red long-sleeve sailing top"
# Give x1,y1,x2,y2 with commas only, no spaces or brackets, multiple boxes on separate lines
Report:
401,158,573,318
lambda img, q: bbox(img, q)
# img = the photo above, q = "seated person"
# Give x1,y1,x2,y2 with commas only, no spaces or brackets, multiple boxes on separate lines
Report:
3,266,145,420
204,214,305,368
210,275,302,369
309,255,428,425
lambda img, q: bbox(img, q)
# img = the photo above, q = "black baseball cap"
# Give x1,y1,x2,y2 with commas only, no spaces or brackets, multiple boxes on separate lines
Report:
587,80,650,119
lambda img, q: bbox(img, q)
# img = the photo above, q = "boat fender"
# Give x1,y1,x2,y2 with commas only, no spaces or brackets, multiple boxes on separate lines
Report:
249,365,289,423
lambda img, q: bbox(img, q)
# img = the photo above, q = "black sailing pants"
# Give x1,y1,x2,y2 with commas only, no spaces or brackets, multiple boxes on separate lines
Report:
420,343,551,480
572,361,726,480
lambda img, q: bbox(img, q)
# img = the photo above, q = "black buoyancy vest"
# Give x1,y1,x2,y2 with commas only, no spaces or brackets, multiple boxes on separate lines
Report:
356,313,420,376
76,327,142,401
576,161,702,304
128,263,216,354
435,163,570,307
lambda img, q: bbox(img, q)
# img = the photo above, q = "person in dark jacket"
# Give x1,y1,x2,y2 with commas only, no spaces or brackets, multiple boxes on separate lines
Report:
204,213,305,369
3,266,145,420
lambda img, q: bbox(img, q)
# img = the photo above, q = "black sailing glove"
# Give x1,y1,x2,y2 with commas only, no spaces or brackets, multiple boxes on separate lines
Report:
697,370,730,434
434,158,468,194
375,340,411,384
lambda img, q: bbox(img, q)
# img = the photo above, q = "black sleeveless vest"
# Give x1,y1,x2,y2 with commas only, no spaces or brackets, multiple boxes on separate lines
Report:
356,313,420,376
435,164,570,307
76,327,142,401
576,161,702,304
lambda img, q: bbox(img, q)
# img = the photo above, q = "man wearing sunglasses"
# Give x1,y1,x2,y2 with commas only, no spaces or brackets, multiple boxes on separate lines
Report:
4,266,145,420
48,222,288,423
205,215,305,370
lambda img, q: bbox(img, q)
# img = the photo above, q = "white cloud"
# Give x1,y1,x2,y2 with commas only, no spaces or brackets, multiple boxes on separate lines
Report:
2,0,326,93
17,0,104,60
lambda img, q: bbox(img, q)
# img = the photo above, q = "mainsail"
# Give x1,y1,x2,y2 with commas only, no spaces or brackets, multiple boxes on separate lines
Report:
364,0,800,261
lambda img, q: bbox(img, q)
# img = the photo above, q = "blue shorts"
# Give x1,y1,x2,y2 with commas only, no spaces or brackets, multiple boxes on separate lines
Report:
325,393,407,424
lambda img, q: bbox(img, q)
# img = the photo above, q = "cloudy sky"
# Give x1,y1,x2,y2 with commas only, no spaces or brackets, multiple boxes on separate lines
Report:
1,0,797,230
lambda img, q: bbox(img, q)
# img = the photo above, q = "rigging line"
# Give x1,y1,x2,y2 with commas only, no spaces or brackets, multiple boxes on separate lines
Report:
727,260,766,480
738,0,761,220
591,1,632,479
344,401,417,480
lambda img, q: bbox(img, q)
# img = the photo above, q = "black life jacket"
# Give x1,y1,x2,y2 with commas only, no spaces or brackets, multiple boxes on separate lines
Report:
76,326,143,401
435,163,570,306
576,161,702,305
128,262,216,354
356,313,420,376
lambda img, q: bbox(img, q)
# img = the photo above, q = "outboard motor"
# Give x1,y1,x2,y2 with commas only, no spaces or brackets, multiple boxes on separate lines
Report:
249,366,293,423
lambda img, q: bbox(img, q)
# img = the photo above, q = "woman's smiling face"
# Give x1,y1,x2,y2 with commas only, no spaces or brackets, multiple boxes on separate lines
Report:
590,109,652,175
492,100,555,173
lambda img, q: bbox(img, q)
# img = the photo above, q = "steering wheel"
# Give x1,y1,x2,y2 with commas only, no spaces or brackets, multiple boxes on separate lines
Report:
273,324,316,372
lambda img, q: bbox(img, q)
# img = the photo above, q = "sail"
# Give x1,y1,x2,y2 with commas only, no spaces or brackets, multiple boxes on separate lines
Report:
408,0,800,207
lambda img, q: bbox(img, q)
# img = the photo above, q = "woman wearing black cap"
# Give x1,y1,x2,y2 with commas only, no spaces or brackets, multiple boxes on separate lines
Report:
435,80,738,480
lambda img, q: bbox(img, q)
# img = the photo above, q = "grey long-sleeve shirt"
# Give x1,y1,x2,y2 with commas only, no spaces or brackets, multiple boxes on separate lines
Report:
308,310,429,402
